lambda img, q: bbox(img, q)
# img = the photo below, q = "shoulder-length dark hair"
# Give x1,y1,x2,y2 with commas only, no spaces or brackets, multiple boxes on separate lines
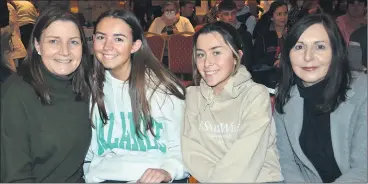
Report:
275,13,352,114
252,1,288,38
90,10,185,136
191,21,243,85
18,6,91,104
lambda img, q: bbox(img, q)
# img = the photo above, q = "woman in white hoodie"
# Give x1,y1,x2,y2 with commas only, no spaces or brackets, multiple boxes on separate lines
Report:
84,10,188,183
181,21,283,183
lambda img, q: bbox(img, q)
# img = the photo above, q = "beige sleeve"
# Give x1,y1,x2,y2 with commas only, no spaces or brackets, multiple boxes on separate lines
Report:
208,85,273,182
182,17,194,33
148,18,159,34
181,87,219,182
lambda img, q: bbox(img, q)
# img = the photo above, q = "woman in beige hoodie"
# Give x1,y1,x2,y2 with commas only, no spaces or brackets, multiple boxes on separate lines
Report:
181,21,282,183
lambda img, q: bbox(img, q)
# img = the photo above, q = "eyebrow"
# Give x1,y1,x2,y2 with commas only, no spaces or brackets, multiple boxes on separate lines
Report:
45,36,80,39
196,46,223,51
95,31,127,38
297,41,327,44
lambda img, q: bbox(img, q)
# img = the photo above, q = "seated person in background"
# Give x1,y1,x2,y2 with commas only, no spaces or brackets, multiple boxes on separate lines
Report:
252,1,288,89
348,25,367,72
336,0,367,44
148,0,194,35
235,0,257,37
182,21,282,183
216,0,253,70
179,0,199,27
274,13,367,183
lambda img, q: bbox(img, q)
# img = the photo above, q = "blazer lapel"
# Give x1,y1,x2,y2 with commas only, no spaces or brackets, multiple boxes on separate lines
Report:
283,87,321,179
330,90,355,171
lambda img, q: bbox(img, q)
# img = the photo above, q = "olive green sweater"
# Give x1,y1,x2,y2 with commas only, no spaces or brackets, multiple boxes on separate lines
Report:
0,68,91,182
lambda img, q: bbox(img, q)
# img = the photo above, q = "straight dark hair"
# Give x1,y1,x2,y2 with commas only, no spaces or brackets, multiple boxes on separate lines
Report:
90,10,185,137
275,13,353,114
252,1,288,39
18,6,91,104
192,21,243,85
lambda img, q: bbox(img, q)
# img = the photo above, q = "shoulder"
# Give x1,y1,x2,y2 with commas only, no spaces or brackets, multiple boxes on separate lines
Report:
1,74,34,103
179,16,191,23
186,86,200,103
349,72,367,101
241,81,270,104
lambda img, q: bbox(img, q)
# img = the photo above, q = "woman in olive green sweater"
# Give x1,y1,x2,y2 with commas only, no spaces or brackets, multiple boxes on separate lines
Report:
1,7,92,182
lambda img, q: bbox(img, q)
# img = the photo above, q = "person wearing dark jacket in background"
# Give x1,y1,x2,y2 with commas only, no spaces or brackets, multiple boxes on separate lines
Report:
0,0,13,83
252,1,288,89
216,0,253,71
0,7,92,182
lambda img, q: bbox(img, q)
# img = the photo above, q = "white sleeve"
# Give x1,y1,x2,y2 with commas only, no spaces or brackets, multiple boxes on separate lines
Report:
150,92,189,181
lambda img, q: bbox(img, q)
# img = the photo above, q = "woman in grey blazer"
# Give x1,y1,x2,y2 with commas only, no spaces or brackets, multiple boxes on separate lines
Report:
274,13,367,183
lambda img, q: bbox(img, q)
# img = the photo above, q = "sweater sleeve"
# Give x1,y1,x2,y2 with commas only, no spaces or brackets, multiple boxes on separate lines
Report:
154,93,189,181
333,96,367,183
148,17,159,34
182,17,194,33
207,86,274,182
1,83,34,182
181,87,219,182
274,112,306,183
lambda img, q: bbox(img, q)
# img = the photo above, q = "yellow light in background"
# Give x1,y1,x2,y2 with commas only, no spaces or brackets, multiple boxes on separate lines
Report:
70,0,79,13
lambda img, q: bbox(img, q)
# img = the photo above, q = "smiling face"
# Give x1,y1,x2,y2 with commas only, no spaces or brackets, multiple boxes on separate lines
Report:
289,23,332,87
34,20,82,76
273,5,288,27
93,17,141,80
195,32,240,94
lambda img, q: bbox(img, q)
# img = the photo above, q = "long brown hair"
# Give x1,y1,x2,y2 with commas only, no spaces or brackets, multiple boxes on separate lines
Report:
90,10,185,137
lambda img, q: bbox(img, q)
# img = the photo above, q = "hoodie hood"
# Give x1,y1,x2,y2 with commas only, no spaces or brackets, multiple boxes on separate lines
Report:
199,65,252,102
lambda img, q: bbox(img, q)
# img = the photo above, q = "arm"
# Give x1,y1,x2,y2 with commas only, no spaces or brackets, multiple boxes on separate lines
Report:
252,33,275,68
154,94,189,181
245,15,257,36
274,112,306,182
183,18,194,33
148,18,159,34
181,87,220,182
333,99,367,182
0,87,34,182
208,86,273,182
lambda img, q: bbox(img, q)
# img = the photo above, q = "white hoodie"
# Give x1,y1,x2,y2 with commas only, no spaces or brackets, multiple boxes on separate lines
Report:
84,71,188,183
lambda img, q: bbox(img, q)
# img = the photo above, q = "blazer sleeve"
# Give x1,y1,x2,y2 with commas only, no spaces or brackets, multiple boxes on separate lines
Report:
333,97,367,183
274,112,306,183
1,86,34,182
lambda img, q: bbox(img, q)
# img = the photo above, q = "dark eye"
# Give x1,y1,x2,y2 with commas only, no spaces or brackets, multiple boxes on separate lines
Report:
96,35,104,40
294,45,303,50
196,53,204,58
71,40,80,45
49,39,57,44
115,38,123,42
317,45,326,50
213,51,220,56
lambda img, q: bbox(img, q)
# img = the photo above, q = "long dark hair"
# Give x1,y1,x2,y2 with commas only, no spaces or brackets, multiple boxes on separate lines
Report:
192,21,243,85
252,1,288,39
275,13,352,114
90,10,185,137
18,6,91,104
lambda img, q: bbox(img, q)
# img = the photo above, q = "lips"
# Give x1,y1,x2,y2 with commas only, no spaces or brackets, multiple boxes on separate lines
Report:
301,67,318,71
55,59,72,63
204,70,219,76
102,54,118,60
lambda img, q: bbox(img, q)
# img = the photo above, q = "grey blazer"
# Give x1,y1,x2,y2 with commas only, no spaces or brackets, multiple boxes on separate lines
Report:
274,73,367,183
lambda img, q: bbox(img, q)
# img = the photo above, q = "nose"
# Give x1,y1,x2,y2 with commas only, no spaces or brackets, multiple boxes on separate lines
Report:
304,47,314,62
59,42,70,56
103,38,113,51
204,55,213,67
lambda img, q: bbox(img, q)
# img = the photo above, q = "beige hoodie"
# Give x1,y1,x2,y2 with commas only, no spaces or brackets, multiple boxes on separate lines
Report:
182,66,282,182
